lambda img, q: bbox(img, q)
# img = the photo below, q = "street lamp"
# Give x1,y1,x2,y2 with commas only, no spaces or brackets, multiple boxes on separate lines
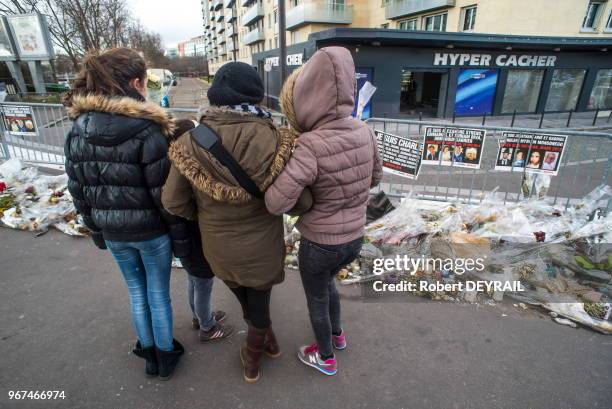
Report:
278,0,287,84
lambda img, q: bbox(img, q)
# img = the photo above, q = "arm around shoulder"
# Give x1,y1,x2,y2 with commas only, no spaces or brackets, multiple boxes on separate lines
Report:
265,140,318,215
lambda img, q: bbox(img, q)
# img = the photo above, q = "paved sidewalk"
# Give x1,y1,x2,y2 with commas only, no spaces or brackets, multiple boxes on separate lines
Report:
168,77,210,109
0,228,611,409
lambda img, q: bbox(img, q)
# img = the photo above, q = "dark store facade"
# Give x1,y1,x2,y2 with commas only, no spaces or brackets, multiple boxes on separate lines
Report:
253,28,612,118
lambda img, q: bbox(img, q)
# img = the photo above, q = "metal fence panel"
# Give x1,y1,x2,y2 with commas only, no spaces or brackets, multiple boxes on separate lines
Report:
1,102,609,210
366,118,612,209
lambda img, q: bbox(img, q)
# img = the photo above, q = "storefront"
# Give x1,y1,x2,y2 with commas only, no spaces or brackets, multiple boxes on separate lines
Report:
253,28,612,118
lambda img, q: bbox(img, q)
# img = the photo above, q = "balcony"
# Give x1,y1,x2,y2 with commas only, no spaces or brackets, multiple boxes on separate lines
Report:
217,10,224,21
210,12,216,21
242,3,264,26
217,22,225,33
219,45,226,55
228,39,236,52
227,24,236,36
226,8,236,22
218,34,226,44
213,0,222,10
242,27,264,45
224,0,235,7
240,0,255,7
286,3,353,30
385,0,455,20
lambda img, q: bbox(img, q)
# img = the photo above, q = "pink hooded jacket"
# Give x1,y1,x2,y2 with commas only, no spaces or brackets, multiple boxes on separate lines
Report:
265,46,383,245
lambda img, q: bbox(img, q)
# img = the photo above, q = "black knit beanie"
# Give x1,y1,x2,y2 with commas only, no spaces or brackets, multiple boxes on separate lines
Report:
207,62,264,106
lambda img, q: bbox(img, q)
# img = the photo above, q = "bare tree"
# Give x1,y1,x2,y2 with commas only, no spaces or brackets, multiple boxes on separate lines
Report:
125,21,168,68
0,0,165,71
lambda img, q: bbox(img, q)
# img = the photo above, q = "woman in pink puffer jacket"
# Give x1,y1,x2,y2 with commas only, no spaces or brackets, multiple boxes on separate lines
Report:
265,46,382,376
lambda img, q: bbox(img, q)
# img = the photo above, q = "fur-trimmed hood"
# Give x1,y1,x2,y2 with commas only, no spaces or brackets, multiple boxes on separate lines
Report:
67,94,176,140
167,109,296,204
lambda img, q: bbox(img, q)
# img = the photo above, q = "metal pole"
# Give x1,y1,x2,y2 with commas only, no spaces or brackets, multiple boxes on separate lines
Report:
592,107,600,127
566,109,573,128
511,109,516,127
232,4,237,61
6,61,27,94
278,0,287,84
0,109,11,159
28,61,46,94
538,111,544,129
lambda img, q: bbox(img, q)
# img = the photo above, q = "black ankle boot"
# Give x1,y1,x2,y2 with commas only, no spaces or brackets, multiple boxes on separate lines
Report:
156,339,185,381
132,342,158,377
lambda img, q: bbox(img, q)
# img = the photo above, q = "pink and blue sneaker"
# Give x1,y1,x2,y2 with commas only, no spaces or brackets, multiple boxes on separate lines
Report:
297,343,337,376
332,331,347,350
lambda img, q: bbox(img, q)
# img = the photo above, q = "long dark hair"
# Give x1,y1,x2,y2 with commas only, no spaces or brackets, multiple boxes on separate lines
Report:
62,47,147,106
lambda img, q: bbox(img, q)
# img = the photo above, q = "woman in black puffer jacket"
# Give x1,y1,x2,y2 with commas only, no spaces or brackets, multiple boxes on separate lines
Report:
63,48,186,380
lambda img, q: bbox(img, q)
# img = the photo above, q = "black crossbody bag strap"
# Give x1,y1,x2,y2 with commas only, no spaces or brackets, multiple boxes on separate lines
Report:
189,123,263,199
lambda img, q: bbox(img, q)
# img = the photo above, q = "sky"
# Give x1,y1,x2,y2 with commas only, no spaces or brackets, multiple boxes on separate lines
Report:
126,0,204,49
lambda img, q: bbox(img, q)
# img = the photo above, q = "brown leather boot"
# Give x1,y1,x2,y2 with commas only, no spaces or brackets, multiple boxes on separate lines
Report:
240,325,267,383
264,326,281,358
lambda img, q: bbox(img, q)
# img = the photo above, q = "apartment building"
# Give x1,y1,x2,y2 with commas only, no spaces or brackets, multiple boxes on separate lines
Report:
201,0,611,117
201,0,612,74
177,35,207,57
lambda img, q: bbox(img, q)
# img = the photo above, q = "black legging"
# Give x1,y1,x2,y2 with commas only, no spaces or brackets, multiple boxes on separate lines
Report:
228,286,271,329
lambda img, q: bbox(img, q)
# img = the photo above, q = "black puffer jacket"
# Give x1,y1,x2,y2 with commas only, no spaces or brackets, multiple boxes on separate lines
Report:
64,94,189,255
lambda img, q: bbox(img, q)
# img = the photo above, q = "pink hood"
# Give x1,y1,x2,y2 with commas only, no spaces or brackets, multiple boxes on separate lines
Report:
265,46,383,245
293,46,356,131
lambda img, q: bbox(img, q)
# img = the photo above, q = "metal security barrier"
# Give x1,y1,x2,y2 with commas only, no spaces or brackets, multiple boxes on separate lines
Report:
366,118,612,209
0,103,285,167
0,102,67,165
0,101,610,210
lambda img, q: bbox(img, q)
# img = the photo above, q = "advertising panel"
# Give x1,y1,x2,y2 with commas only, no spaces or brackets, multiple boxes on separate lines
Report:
454,69,498,116
7,13,54,60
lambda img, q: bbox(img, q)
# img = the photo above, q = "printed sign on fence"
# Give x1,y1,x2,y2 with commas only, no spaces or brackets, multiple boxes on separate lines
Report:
1,104,37,136
375,130,423,179
422,126,486,169
495,132,567,176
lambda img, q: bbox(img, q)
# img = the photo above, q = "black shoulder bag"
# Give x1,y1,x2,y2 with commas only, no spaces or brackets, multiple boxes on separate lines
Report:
189,123,263,200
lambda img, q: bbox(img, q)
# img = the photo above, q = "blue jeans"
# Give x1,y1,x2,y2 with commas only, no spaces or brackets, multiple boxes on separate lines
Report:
105,234,174,351
187,274,215,330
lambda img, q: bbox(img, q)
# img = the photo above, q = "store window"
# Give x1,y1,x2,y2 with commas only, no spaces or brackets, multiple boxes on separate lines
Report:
424,13,447,32
582,1,604,30
462,6,477,32
588,69,612,109
545,69,586,112
502,70,544,113
398,18,418,30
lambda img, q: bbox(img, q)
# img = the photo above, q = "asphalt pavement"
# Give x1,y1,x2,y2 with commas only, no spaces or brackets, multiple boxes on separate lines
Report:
168,77,210,110
0,228,611,409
